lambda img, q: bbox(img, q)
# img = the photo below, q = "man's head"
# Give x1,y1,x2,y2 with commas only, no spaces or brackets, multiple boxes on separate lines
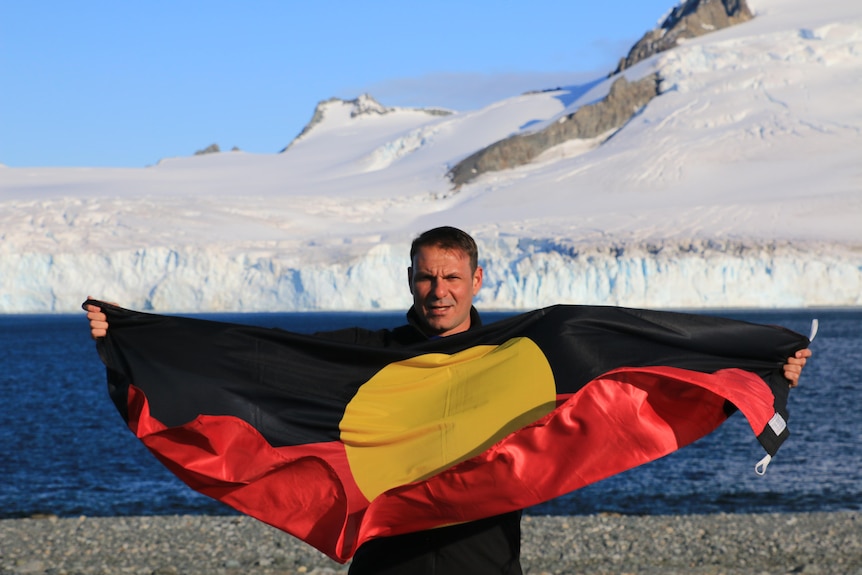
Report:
408,226,483,337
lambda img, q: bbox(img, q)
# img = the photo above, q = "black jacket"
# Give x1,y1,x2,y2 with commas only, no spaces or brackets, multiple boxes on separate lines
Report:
315,307,523,575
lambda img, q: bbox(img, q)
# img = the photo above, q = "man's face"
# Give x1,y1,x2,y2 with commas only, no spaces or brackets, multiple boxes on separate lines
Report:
408,245,483,337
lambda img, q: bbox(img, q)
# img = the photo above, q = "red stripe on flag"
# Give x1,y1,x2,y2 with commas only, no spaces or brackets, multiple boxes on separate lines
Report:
357,366,774,545
126,385,369,560
123,365,775,562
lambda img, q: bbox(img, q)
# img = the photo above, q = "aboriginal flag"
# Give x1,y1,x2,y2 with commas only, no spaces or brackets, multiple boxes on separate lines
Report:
84,300,808,562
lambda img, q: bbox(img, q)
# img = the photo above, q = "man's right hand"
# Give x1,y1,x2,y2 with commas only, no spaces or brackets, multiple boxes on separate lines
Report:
85,296,110,339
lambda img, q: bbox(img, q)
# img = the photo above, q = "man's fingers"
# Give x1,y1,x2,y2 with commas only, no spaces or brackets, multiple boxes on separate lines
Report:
89,318,109,339
783,349,812,388
85,299,109,339
87,311,108,324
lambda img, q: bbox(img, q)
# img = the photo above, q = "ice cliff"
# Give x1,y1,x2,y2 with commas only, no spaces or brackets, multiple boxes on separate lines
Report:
3,237,859,313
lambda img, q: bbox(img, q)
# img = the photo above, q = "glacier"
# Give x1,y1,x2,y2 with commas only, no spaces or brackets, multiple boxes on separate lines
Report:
3,237,860,313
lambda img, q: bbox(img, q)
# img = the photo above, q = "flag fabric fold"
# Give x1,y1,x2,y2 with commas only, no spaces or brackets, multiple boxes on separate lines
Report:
84,300,808,562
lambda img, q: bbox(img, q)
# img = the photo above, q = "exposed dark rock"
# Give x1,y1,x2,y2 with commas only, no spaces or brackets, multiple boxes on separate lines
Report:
447,74,660,188
283,94,453,152
446,0,755,188
287,97,341,148
349,93,391,118
612,0,753,75
194,143,221,155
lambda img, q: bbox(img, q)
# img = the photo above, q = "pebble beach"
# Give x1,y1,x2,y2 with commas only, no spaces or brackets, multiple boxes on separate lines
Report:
2,512,859,575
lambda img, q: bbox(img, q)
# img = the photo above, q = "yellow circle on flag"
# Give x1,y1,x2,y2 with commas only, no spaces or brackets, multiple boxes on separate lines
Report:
339,337,556,501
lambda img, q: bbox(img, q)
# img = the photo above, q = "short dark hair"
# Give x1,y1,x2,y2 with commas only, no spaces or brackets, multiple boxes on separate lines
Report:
410,226,479,271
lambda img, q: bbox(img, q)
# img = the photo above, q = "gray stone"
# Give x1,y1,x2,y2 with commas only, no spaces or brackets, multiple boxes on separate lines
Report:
283,94,452,152
194,143,220,156
447,74,659,188
612,0,754,75
1,512,859,574
445,0,756,189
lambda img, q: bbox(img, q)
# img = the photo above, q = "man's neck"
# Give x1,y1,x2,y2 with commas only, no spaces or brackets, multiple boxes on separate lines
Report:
406,306,482,338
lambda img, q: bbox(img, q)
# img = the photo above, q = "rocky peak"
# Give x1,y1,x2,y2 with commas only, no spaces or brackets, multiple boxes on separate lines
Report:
612,0,753,75
445,0,757,187
350,93,391,117
283,94,452,152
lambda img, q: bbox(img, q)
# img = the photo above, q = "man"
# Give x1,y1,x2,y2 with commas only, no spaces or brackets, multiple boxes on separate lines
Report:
86,226,811,574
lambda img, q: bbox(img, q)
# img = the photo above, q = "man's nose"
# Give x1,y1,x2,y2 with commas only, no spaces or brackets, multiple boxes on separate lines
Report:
430,279,447,298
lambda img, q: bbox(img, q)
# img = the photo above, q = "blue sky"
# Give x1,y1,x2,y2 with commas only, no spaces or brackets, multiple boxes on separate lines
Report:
1,1,676,168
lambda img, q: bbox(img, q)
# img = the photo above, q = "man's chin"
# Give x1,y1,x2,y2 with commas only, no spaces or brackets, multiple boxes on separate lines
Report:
418,312,453,335
423,320,450,335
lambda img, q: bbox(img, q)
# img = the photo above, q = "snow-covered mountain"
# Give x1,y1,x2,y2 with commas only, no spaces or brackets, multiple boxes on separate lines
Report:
1,0,860,313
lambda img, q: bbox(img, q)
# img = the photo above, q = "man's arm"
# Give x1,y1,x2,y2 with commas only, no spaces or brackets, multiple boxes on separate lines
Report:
783,348,812,388
85,297,110,339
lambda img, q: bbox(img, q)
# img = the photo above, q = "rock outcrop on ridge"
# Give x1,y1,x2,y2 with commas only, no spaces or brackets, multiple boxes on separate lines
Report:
283,94,452,151
613,0,754,75
446,74,660,188
446,0,754,188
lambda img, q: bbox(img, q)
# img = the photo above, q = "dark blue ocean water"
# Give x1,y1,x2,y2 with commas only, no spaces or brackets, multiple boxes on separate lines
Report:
1,308,859,519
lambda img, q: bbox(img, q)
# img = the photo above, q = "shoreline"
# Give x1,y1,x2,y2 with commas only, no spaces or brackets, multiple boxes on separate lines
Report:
1,511,859,575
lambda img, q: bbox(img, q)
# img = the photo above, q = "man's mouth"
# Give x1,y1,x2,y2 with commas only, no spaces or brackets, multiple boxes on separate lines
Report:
425,303,452,316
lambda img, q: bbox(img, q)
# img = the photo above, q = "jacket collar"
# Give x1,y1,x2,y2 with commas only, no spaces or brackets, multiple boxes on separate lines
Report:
405,305,482,339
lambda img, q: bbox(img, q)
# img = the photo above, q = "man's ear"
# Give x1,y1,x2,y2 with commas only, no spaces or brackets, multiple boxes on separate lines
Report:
407,266,414,295
472,266,483,295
